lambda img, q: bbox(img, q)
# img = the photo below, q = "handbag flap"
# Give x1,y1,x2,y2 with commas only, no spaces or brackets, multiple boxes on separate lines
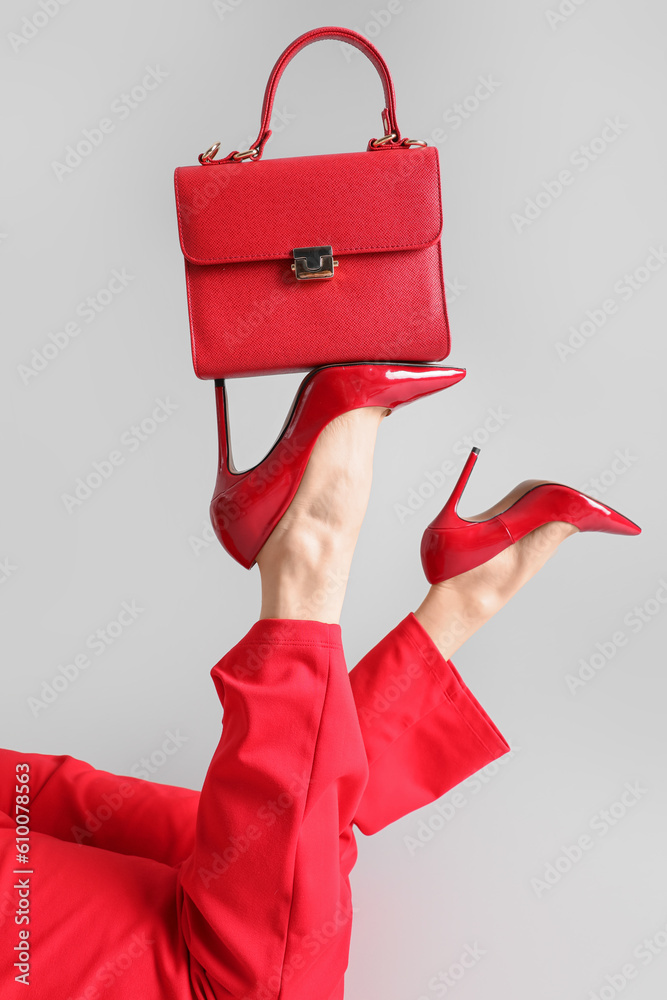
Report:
174,146,443,265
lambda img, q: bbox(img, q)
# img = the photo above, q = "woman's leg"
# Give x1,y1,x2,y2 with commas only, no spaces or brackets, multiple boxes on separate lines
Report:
0,525,572,868
176,406,387,1000
0,748,199,865
413,520,578,660
176,617,367,1000
0,406,386,1000
0,404,577,999
0,621,363,1000
349,613,511,834
349,522,579,834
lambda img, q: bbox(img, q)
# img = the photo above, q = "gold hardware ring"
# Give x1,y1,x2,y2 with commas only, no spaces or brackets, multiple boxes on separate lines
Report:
200,141,221,162
232,147,259,161
370,131,398,147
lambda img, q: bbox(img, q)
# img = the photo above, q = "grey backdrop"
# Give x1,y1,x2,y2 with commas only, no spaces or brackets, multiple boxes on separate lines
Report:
2,1,666,997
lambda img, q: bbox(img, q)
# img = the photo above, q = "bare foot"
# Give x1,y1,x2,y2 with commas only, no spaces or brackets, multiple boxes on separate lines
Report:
414,521,579,659
256,406,390,624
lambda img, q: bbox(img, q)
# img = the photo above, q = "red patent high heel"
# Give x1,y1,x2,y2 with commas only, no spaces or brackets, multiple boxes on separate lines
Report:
421,447,641,584
211,362,466,568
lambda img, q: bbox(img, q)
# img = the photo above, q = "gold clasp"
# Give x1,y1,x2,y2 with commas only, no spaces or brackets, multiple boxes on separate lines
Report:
291,246,339,280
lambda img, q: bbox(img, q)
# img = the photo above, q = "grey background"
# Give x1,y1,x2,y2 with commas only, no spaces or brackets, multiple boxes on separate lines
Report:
2,0,666,997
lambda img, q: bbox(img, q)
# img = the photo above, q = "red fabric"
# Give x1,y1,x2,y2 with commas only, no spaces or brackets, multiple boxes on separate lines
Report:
0,614,509,999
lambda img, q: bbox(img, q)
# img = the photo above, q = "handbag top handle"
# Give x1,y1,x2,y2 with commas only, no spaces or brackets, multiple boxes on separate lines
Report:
199,25,425,165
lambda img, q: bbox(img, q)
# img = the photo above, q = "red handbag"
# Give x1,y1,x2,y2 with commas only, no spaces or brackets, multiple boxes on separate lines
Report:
174,26,451,379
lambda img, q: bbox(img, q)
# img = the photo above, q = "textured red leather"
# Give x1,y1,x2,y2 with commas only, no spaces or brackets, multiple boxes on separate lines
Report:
176,149,442,264
174,26,452,379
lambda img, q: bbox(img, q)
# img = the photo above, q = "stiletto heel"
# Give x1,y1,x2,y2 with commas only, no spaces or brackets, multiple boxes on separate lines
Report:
434,446,481,521
421,447,641,584
211,362,466,568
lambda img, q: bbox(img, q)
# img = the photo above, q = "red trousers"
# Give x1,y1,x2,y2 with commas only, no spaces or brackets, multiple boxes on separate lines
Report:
0,614,509,999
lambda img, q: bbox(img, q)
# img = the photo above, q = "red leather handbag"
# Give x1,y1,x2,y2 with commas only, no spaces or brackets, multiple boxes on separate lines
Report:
174,26,451,379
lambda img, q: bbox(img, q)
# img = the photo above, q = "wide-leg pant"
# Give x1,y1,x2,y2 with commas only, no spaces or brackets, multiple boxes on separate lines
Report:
0,614,509,999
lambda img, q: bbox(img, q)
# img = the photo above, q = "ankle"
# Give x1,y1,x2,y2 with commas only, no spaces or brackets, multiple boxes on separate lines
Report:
414,520,579,659
254,406,387,622
257,520,354,624
414,584,496,661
